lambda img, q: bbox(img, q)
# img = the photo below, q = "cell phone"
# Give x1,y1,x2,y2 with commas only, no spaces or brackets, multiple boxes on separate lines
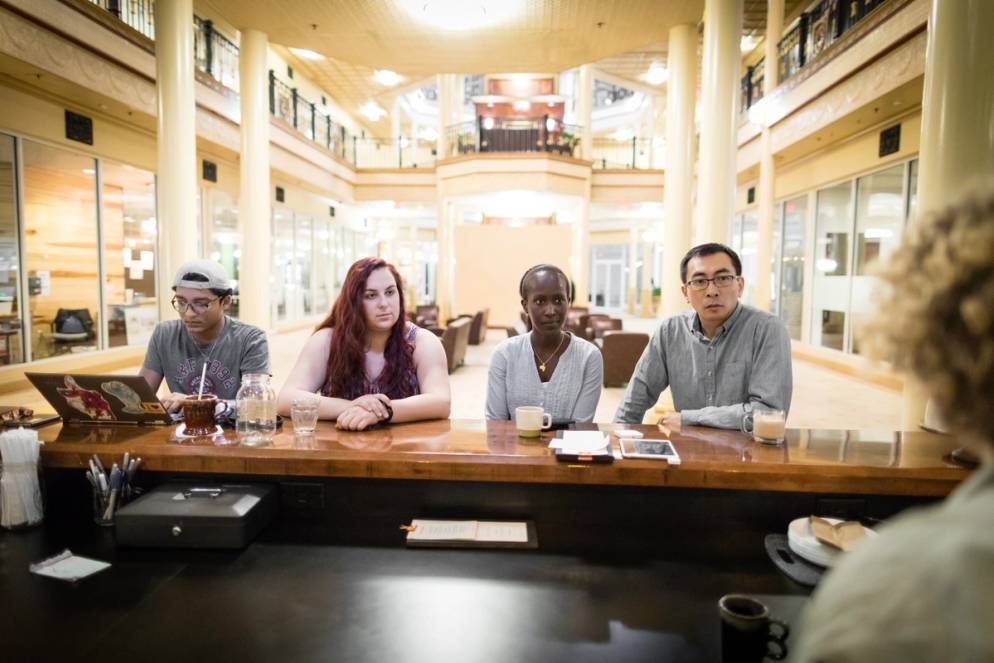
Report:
548,420,576,431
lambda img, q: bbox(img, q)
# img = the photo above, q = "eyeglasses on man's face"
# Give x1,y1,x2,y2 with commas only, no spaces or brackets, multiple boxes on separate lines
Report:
686,274,739,291
171,296,220,314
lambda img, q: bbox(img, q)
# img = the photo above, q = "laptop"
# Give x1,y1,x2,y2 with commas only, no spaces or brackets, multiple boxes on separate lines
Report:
26,373,172,425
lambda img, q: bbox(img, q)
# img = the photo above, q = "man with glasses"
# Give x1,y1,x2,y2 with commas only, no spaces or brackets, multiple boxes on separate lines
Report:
615,243,792,429
139,259,270,412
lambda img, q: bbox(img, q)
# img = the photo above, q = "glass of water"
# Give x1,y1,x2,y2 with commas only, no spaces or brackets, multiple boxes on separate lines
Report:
291,394,321,434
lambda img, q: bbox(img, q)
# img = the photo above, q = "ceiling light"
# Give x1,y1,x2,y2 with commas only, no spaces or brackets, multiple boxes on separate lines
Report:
512,100,530,112
740,35,758,53
82,168,95,175
359,101,387,121
374,69,402,86
398,0,524,31
643,62,668,85
289,47,324,61
612,129,634,142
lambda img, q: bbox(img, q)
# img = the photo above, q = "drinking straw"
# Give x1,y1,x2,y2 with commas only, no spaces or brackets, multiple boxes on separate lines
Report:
197,362,207,399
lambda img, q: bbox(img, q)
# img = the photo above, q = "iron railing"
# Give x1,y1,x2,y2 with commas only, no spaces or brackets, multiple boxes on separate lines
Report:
741,0,890,112
87,0,155,39
445,116,582,158
268,71,354,160
591,137,654,170
352,138,435,168
194,16,239,92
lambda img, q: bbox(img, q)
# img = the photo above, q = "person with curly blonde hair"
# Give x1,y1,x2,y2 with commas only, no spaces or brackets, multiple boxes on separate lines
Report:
795,181,994,662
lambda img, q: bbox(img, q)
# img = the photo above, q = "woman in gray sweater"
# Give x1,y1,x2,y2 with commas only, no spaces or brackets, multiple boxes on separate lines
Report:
485,264,603,423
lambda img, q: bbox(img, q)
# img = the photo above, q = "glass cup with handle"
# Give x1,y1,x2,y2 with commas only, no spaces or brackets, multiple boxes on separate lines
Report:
742,407,786,444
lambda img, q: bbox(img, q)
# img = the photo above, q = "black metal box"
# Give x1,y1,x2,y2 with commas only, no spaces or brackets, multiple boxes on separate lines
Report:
116,483,277,549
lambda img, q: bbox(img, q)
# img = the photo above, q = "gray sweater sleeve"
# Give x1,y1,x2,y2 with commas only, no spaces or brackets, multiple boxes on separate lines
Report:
571,346,604,423
484,344,510,420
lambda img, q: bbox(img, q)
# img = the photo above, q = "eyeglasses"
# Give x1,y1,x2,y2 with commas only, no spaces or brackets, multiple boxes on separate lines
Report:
686,274,739,291
171,297,220,314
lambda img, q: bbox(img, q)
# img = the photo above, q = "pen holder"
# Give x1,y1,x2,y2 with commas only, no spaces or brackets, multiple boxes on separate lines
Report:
91,482,117,527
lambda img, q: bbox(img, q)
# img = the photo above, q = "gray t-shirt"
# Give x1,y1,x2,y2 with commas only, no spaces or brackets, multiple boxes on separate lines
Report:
485,332,603,423
142,316,270,400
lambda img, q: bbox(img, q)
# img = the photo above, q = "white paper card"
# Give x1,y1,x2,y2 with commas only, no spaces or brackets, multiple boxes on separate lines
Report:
407,519,529,543
29,549,110,582
549,431,609,453
475,521,528,543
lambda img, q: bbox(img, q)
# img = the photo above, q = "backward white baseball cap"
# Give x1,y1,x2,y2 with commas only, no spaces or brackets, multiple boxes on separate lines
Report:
172,259,231,291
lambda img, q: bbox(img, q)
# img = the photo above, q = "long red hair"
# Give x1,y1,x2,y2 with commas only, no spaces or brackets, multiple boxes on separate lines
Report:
317,257,417,400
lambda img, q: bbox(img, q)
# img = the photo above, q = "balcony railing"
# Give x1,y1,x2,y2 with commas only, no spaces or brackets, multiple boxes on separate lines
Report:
444,117,582,159
194,16,239,92
87,0,155,39
741,0,890,112
591,137,655,170
269,71,352,160
352,138,435,169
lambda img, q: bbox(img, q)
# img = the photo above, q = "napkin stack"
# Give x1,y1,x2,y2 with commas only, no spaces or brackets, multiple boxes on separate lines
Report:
0,427,44,528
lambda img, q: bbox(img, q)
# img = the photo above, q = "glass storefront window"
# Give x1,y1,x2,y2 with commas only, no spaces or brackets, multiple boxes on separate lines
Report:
778,195,807,341
209,189,240,318
810,180,853,351
314,218,332,314
739,211,758,306
101,160,158,348
907,159,918,221
295,214,313,317
0,134,23,365
272,207,294,322
22,140,101,359
850,164,905,354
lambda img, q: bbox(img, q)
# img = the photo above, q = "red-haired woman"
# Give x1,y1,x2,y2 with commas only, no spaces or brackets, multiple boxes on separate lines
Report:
277,257,450,430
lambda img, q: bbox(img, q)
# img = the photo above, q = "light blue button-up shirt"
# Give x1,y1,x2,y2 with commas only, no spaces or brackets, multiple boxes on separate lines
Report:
614,303,792,428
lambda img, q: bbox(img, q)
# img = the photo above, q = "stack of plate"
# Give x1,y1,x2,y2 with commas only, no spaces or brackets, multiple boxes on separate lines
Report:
787,517,877,567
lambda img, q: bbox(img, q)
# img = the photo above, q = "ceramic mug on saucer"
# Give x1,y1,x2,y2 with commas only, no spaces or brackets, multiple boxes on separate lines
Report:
718,594,789,663
181,395,227,436
515,406,552,438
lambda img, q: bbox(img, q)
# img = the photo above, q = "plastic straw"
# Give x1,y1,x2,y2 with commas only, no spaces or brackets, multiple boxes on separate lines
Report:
197,362,208,399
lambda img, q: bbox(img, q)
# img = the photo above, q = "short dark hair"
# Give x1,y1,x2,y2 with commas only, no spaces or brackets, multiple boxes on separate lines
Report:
175,271,232,299
519,264,572,301
679,243,742,283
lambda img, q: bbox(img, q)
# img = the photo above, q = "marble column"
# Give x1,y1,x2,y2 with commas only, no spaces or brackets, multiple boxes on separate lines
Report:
154,0,198,321
753,0,784,312
436,74,453,160
660,23,698,318
902,0,994,429
237,29,272,329
694,0,743,244
576,65,593,160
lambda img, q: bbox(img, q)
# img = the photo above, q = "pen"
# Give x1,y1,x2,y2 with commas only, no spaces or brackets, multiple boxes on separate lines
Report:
103,464,121,520
92,454,105,475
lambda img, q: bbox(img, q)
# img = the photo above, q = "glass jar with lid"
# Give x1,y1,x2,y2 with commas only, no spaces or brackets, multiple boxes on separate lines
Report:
235,373,277,446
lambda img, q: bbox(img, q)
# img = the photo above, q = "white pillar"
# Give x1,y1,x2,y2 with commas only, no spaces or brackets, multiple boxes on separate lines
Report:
627,227,639,314
902,0,994,429
436,74,452,160
392,98,402,166
571,191,591,306
754,0,783,312
577,65,593,160
435,197,454,320
661,23,698,318
695,0,743,244
154,0,198,321
238,29,272,329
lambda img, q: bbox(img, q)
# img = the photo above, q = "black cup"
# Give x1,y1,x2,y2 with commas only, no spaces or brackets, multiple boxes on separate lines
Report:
719,594,789,663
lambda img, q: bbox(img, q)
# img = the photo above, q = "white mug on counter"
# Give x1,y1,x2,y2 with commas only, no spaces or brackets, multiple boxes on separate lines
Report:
743,407,786,444
515,406,552,438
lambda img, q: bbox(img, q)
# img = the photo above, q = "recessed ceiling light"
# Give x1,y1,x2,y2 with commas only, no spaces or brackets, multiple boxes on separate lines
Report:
289,47,324,61
643,62,668,86
374,69,402,86
740,35,758,53
397,0,523,31
359,101,387,121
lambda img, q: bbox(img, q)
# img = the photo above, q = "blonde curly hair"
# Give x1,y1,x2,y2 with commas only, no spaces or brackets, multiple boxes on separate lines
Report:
861,180,994,444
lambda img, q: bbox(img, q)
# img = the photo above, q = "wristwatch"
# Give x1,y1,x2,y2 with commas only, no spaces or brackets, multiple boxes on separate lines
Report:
381,403,394,424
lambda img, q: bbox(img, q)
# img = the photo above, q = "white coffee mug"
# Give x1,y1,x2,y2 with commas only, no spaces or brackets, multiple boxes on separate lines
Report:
515,406,552,438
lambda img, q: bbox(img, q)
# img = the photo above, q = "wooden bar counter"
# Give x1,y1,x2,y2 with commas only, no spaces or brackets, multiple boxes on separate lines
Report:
37,419,971,497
